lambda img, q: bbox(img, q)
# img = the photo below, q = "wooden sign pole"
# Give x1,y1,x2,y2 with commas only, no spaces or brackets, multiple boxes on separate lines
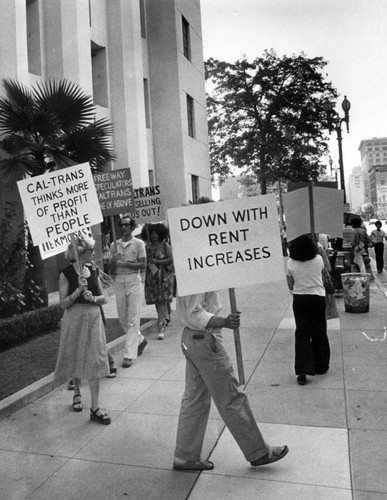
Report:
110,215,117,250
308,182,315,240
229,287,245,385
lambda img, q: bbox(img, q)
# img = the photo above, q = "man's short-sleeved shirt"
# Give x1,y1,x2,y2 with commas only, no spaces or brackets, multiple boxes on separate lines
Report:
110,237,146,275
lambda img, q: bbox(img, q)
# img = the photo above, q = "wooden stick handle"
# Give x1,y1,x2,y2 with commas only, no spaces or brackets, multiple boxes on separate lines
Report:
229,287,245,385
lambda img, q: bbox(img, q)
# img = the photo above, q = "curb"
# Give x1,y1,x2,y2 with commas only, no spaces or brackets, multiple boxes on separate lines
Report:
0,318,158,421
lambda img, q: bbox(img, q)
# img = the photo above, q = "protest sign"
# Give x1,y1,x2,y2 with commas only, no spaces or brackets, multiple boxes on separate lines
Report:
283,185,343,242
17,163,103,247
93,168,135,217
134,185,164,223
39,227,92,260
167,195,284,297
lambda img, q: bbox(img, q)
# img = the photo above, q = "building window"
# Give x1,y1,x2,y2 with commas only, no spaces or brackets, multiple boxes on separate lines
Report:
139,0,146,38
186,94,195,138
91,42,108,107
26,0,42,75
182,16,191,60
191,175,199,203
143,78,151,128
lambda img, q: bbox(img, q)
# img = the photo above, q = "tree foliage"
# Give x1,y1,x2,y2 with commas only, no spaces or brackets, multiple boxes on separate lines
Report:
206,50,338,194
0,202,43,318
0,78,116,308
0,78,116,184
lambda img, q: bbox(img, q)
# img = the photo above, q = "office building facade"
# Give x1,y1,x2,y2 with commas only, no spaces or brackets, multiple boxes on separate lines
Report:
0,0,211,290
0,0,211,209
347,166,364,214
358,137,387,218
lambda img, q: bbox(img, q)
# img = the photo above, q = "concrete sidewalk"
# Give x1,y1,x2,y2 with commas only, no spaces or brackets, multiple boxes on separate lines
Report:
0,272,386,499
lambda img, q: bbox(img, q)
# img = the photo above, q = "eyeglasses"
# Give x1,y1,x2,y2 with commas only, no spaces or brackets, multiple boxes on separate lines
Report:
120,223,132,228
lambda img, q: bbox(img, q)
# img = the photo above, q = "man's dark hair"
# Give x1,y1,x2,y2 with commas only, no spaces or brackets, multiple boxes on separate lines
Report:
351,218,362,229
120,215,136,229
288,234,317,262
192,196,213,204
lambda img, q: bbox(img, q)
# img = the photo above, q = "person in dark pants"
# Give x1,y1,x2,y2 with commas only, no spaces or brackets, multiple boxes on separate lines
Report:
370,220,386,273
286,234,330,386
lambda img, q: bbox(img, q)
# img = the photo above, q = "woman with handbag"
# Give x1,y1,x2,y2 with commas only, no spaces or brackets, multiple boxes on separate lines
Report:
142,223,175,339
286,234,330,386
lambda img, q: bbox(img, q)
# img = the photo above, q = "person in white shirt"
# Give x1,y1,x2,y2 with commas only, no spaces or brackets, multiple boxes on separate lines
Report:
173,290,289,471
109,216,147,368
173,198,288,471
286,234,330,386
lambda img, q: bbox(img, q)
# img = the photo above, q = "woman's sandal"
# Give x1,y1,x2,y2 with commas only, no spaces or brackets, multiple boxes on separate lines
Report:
90,407,111,425
72,394,83,412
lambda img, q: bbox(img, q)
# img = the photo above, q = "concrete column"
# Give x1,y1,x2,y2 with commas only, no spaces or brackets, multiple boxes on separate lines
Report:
106,0,149,188
42,0,92,92
0,0,29,82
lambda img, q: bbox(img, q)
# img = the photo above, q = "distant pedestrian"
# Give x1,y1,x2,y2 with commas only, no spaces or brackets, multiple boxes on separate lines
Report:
55,234,111,425
286,234,330,386
317,239,339,320
109,216,147,368
351,218,369,274
370,220,386,273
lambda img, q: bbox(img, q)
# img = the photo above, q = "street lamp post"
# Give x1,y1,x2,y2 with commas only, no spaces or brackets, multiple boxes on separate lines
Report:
329,156,338,184
323,96,351,204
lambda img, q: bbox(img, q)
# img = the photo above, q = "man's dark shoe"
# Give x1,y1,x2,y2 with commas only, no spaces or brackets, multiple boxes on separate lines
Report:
138,339,148,356
173,458,214,471
250,445,289,466
106,367,117,378
297,374,307,385
122,358,132,368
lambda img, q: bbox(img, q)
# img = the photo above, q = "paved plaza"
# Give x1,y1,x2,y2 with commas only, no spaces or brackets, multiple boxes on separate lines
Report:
0,260,386,499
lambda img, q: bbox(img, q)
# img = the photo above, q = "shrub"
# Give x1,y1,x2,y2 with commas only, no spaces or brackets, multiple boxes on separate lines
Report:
0,304,63,351
0,202,44,318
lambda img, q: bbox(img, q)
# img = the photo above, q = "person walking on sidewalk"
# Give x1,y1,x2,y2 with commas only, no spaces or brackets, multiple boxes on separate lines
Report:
55,234,111,425
142,223,175,340
351,218,370,275
109,216,147,368
370,220,386,273
173,290,289,471
286,234,330,386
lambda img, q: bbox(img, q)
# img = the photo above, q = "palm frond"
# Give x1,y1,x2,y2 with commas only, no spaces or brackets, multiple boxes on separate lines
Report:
65,118,116,170
33,79,96,132
0,155,41,183
0,79,36,134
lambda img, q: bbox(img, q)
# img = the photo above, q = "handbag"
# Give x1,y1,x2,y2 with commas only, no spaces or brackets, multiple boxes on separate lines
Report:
323,269,336,294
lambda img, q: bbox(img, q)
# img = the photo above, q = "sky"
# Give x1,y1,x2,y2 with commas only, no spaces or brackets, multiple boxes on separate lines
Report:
200,0,387,184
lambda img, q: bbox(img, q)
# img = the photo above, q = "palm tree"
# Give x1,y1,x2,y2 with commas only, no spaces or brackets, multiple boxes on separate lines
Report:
0,78,116,308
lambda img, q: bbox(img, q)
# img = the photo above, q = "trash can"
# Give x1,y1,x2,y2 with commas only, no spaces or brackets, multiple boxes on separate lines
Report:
341,273,371,313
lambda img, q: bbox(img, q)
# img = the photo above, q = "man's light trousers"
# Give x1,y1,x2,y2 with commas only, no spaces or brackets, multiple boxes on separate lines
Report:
174,328,268,463
114,274,144,359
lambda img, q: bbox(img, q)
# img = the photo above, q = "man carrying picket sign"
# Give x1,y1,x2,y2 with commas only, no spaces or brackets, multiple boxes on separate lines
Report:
109,215,147,367
173,198,289,471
